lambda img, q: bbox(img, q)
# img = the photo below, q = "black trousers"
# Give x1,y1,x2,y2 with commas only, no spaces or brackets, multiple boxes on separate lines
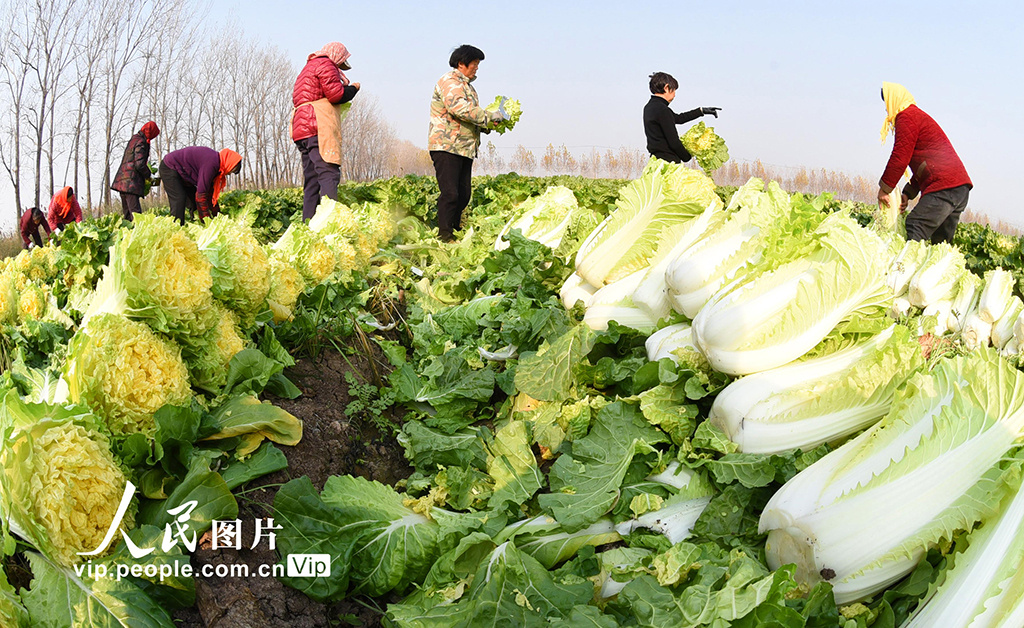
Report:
905,184,971,244
160,162,196,225
119,192,142,221
295,136,341,221
430,151,474,240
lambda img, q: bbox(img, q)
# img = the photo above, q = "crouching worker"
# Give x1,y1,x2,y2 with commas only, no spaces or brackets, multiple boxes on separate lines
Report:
159,147,242,224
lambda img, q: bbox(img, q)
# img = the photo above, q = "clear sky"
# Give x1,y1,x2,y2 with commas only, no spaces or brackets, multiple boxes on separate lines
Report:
4,0,1021,230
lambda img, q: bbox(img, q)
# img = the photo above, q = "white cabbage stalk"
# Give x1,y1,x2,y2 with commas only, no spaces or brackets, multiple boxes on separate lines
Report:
645,460,694,490
907,243,966,308
645,323,696,363
665,179,789,319
583,269,657,332
904,477,1024,628
708,325,923,454
920,300,954,336
963,312,994,351
574,168,719,287
890,296,912,319
761,349,1024,604
1015,309,1024,349
991,296,1024,350
979,268,1016,323
595,547,651,599
949,273,982,333
615,465,714,543
886,239,930,297
631,200,722,321
614,493,713,544
693,213,893,376
560,272,597,309
1000,338,1020,359
494,186,578,251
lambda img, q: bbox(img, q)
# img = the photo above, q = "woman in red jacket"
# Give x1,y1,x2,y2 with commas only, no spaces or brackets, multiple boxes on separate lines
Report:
877,82,972,244
47,186,83,231
291,42,360,221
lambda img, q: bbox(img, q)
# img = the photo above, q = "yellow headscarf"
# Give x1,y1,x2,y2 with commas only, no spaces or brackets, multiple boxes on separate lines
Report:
880,82,915,143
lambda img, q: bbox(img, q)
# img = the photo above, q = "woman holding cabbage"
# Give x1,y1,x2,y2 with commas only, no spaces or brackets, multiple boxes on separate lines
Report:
292,41,360,221
159,146,242,224
877,82,972,244
428,44,505,242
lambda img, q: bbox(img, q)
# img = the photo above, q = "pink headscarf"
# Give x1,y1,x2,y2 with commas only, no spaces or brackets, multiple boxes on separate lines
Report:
309,42,351,86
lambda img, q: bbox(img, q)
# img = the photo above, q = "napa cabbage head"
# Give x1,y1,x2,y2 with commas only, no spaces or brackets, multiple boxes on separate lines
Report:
16,282,47,322
680,121,730,174
484,95,522,134
0,270,19,324
178,301,247,393
65,313,191,436
574,159,721,287
665,177,808,318
0,393,134,566
760,348,1024,603
266,252,306,323
709,324,925,453
194,214,271,323
272,221,335,286
692,212,894,375
495,186,579,251
112,214,217,337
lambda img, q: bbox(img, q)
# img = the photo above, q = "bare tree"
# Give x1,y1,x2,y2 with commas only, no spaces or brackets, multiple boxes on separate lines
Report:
22,0,82,208
339,94,398,182
0,0,36,222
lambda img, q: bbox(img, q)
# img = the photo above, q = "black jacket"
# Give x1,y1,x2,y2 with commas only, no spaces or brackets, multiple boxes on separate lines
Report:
643,96,702,163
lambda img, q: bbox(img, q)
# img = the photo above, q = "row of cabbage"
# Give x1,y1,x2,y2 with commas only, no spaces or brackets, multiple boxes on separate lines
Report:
523,159,1024,624
0,198,395,626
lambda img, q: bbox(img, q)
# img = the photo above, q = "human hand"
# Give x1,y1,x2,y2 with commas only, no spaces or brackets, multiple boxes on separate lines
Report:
900,193,909,213
877,187,891,207
701,106,721,118
352,82,361,90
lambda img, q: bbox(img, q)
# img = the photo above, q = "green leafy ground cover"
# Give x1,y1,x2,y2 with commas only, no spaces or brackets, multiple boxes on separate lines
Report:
0,170,1021,627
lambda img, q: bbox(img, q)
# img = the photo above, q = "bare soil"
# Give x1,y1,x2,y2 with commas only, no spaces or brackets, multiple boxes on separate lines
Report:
172,346,411,628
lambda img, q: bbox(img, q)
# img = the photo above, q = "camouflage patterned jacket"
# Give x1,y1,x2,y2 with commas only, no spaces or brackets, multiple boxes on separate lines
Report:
428,70,498,159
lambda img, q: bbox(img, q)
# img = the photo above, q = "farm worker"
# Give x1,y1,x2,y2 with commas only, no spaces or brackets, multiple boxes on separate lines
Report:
111,120,160,221
643,72,721,163
291,42,360,221
877,82,972,245
159,147,242,224
47,186,83,231
19,207,50,249
427,44,505,242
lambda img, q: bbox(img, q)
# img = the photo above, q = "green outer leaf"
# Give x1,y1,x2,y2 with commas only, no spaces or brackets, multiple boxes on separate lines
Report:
272,477,370,601
321,475,441,596
22,551,175,628
514,325,596,402
539,402,666,531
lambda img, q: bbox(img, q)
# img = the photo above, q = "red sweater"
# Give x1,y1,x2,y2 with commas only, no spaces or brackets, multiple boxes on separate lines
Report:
880,104,971,197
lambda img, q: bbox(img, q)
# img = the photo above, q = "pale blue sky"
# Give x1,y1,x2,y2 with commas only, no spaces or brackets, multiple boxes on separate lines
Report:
3,1,1021,230
207,0,1020,223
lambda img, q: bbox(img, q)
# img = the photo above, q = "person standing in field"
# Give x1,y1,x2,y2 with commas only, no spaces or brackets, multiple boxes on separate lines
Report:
111,120,160,221
47,186,83,231
159,147,242,224
19,207,50,249
643,72,721,163
292,42,360,221
877,82,972,244
427,44,505,242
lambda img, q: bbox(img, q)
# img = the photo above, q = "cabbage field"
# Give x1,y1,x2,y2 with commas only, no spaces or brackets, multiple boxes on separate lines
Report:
1,158,1024,628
